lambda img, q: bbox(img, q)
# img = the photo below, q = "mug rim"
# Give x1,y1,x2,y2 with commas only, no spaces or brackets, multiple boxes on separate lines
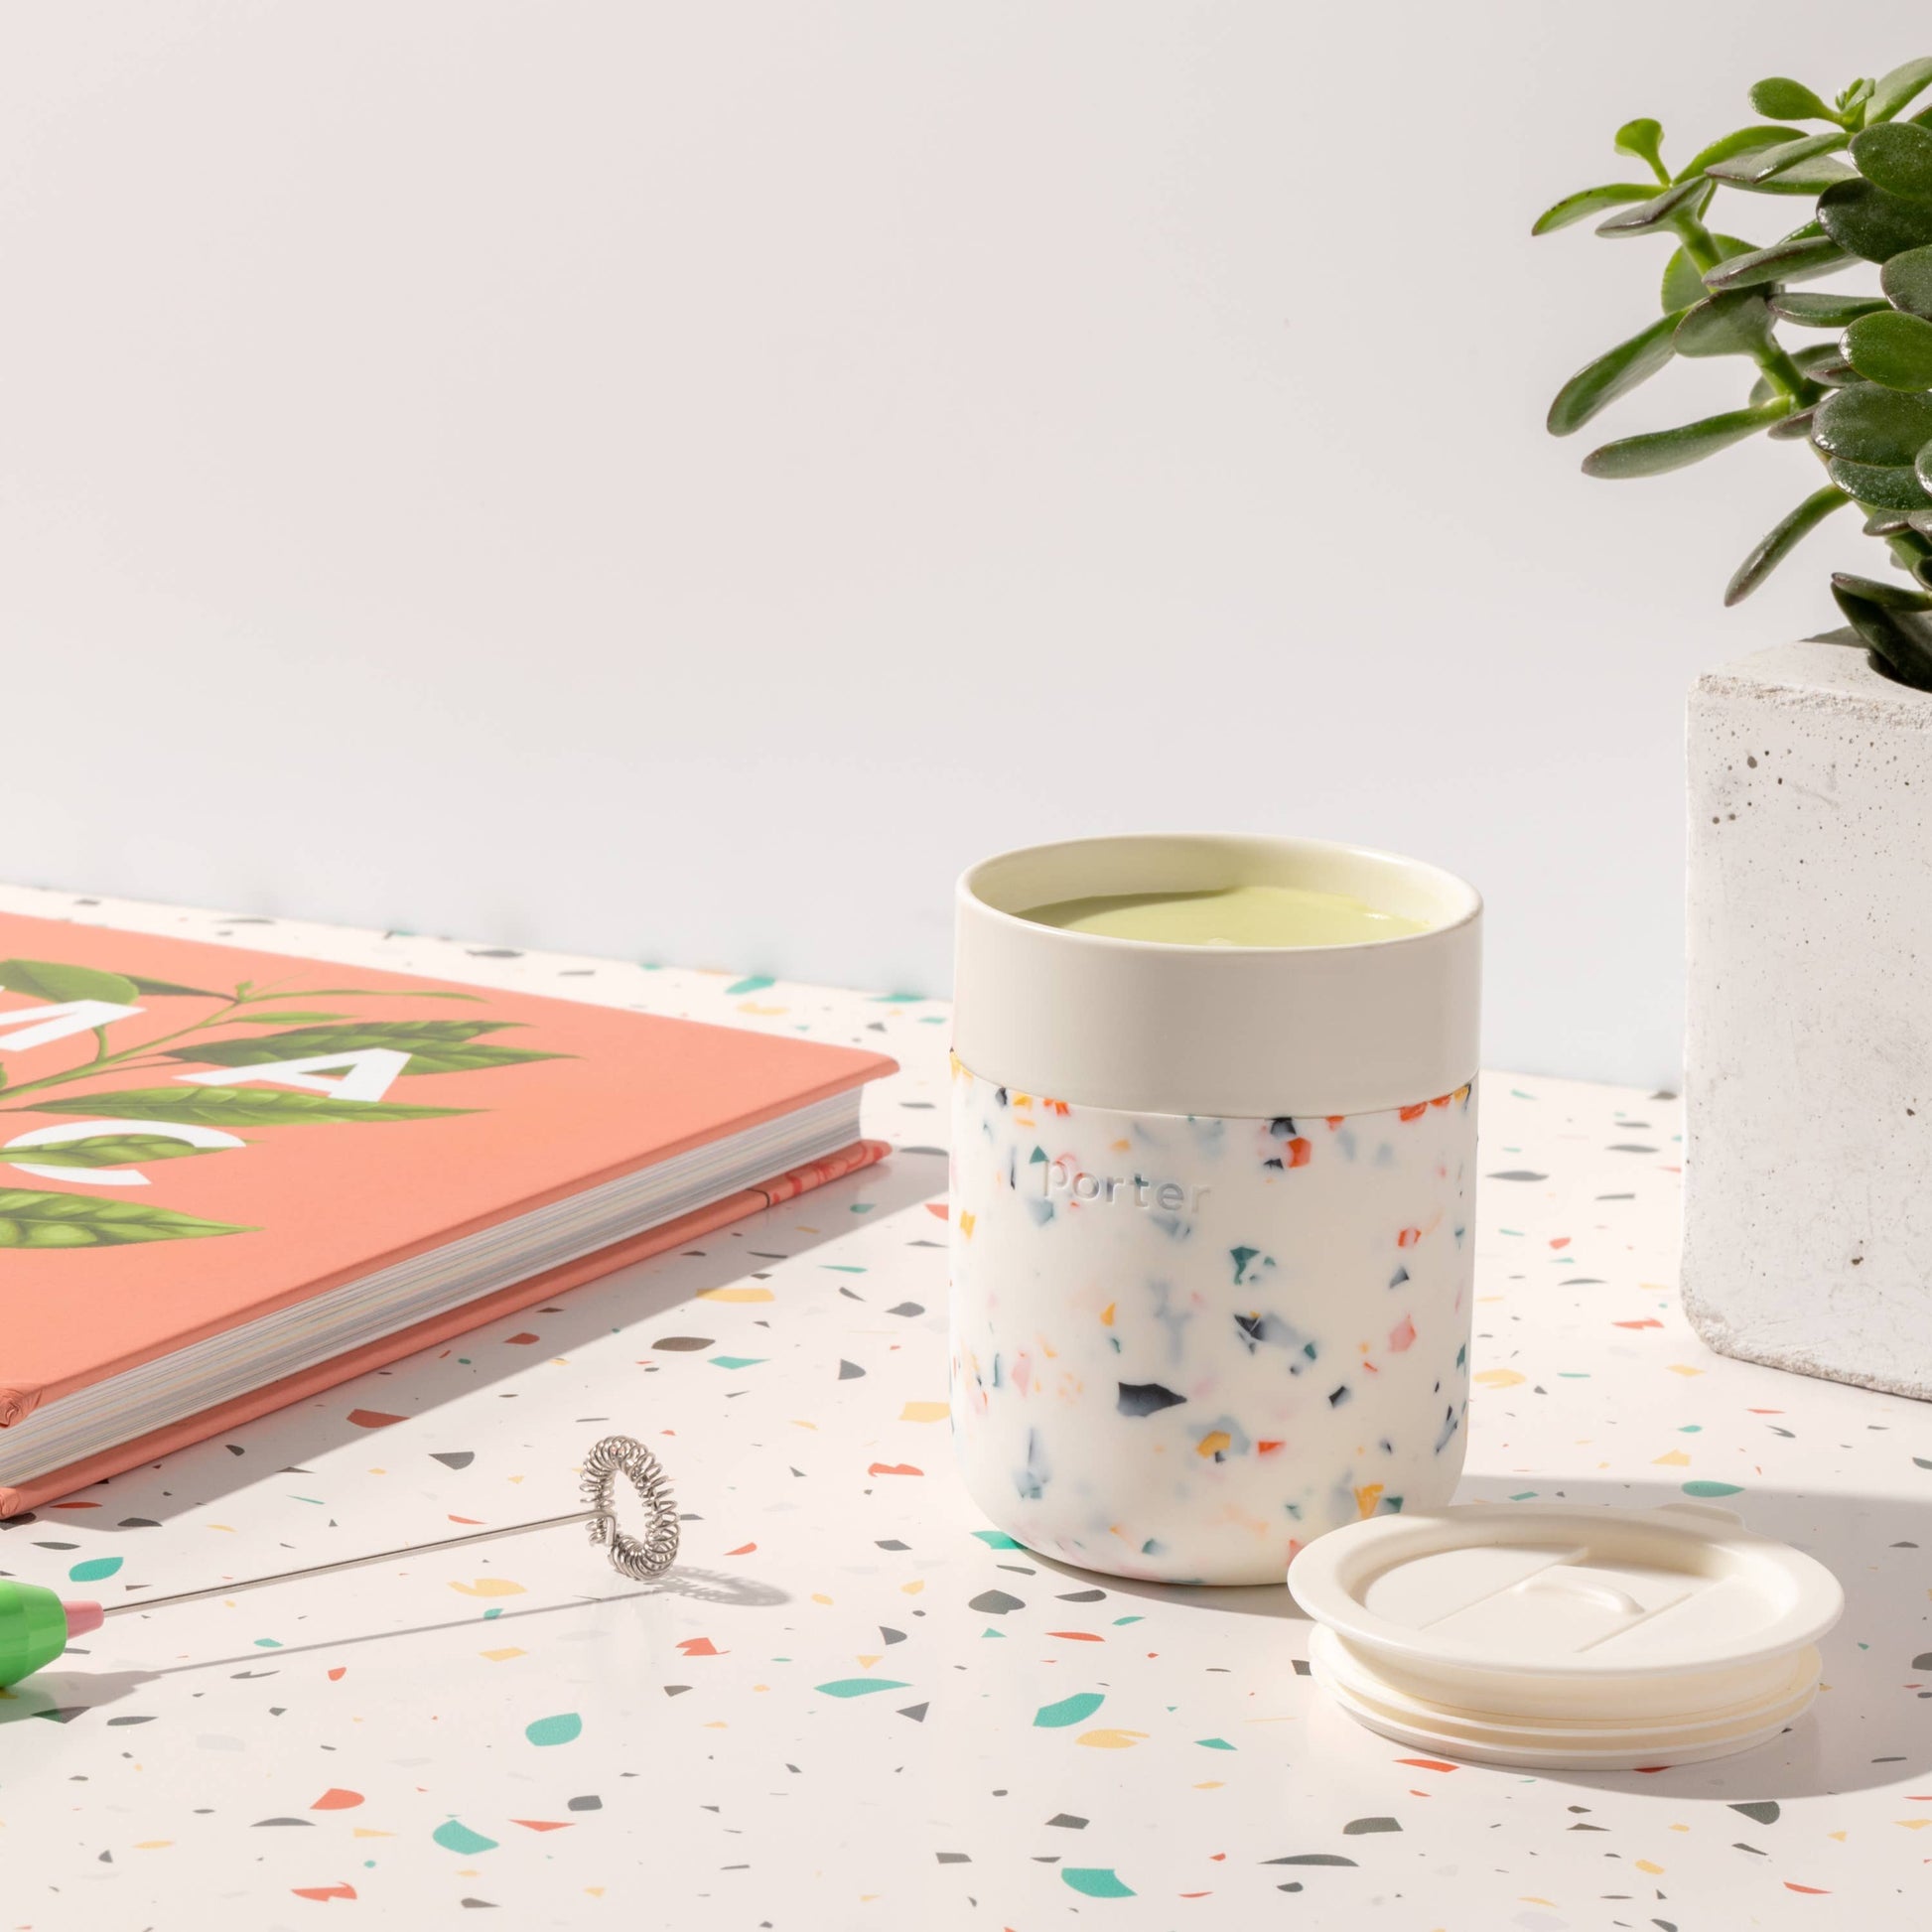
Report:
952,830,1483,1116
959,831,1483,957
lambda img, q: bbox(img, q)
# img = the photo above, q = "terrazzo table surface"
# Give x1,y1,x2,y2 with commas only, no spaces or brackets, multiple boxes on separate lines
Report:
1,886,1929,1932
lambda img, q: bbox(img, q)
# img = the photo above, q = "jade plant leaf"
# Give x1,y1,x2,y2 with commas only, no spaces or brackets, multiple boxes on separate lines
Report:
1701,129,1843,186
1536,73,1932,634
1843,310,1932,387
1880,242,1932,317
0,1134,234,1170
1818,177,1932,261
1850,121,1932,202
1703,231,1851,290
1732,155,1856,195
1672,124,1805,180
1660,234,1755,311
1863,505,1919,534
1705,131,1855,194
0,1189,253,1248
1824,456,1932,510
1583,400,1790,478
1831,571,1932,690
28,1087,477,1126
1595,176,1712,237
1725,484,1852,605
1863,510,1932,558
1747,77,1838,122
1802,342,1861,377
0,958,140,1006
1837,570,1932,610
1769,290,1890,327
1614,116,1661,172
1867,56,1932,126
1546,311,1683,435
1675,288,1778,358
1811,382,1932,463
1614,118,1667,175
1531,183,1657,235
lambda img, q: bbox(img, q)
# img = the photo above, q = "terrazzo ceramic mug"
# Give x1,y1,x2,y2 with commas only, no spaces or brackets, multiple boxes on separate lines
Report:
948,834,1482,1585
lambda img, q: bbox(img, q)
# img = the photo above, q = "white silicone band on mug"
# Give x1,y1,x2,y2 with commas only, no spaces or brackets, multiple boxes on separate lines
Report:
949,1070,1477,1584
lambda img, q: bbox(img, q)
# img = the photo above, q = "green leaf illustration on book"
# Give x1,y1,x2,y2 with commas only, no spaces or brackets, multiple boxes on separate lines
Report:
289,987,485,1001
29,1088,477,1127
224,1011,352,1025
0,958,140,1006
0,1189,253,1247
0,1133,234,1169
160,1021,569,1076
0,963,561,1244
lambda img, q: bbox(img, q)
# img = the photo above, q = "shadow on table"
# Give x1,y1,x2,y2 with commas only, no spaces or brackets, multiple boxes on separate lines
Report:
0,1667,159,1727
0,1564,791,1726
128,1565,790,1679
1016,1552,1307,1622
6,1149,943,1531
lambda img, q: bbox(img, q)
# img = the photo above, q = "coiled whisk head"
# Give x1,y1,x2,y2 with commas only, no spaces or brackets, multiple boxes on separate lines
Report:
580,1434,679,1580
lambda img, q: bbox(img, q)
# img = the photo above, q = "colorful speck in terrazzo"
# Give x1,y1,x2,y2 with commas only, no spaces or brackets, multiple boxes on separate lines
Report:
431,1820,497,1855
1034,1691,1106,1727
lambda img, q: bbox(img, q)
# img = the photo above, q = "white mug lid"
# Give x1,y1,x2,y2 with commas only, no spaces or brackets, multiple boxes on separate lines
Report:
1288,1502,1843,1768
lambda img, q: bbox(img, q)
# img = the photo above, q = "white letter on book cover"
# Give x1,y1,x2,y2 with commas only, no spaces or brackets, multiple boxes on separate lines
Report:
3,1117,245,1186
0,999,146,1053
173,1047,412,1103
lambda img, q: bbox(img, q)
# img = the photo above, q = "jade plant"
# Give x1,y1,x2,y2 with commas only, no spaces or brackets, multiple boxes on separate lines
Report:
1536,58,1932,690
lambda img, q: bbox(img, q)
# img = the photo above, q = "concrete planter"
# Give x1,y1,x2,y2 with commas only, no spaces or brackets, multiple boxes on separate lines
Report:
1684,637,1932,1400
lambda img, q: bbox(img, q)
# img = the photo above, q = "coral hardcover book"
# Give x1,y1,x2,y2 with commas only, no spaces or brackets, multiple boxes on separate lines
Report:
0,913,893,1514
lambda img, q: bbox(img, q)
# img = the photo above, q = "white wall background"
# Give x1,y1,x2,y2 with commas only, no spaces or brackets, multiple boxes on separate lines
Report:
1,2,1918,1085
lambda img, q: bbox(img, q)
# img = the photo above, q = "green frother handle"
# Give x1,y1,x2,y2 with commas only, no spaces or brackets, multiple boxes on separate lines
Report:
0,1580,96,1690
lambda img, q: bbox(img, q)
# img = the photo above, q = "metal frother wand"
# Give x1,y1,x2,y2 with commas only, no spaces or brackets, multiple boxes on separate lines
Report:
1,1435,676,1692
